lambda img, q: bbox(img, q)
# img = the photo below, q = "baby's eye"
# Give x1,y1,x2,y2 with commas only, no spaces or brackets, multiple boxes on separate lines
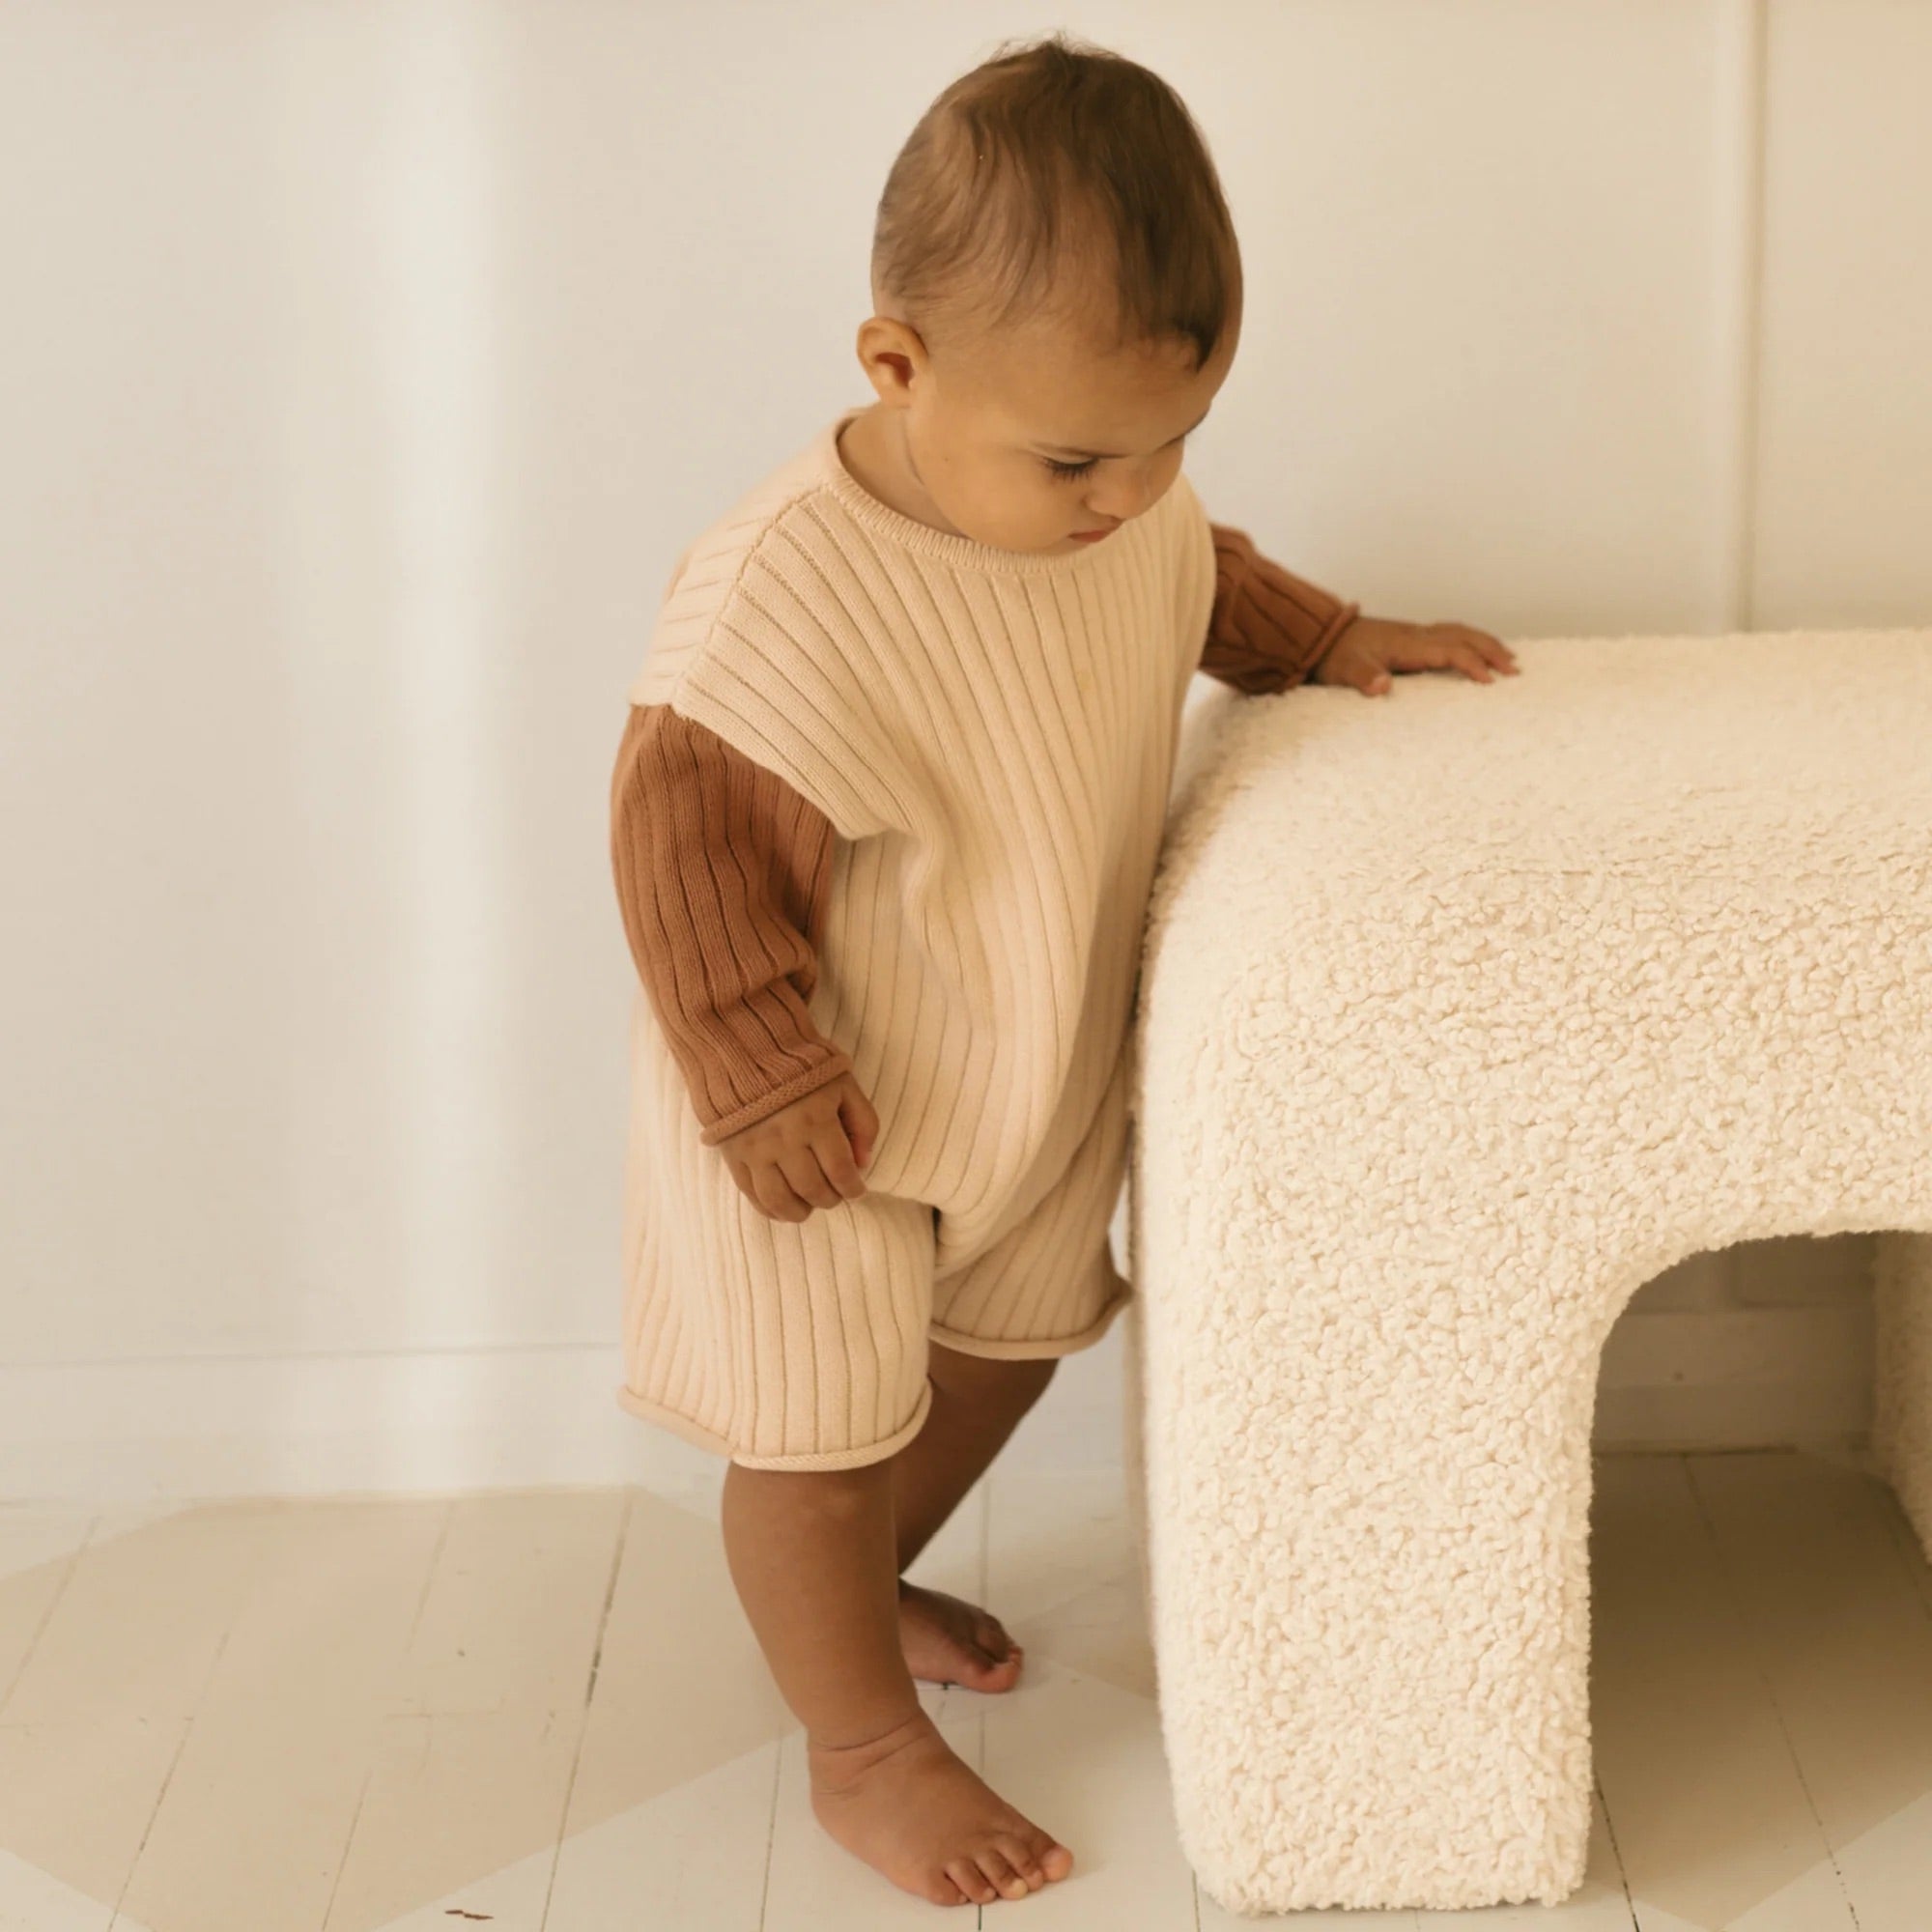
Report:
1040,455,1098,482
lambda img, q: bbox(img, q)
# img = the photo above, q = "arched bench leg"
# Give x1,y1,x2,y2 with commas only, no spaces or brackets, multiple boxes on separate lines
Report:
1873,1232,1932,1552
1138,1238,1606,1913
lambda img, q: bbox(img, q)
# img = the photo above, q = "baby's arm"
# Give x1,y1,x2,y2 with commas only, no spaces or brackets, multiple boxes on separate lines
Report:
609,701,856,1147
1196,523,1360,696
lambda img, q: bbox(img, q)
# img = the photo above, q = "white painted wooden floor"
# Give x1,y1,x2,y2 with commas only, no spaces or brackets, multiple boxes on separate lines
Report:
3,1433,1932,1929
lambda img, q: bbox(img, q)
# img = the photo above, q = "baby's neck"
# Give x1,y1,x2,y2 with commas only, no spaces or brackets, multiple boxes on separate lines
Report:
837,407,966,540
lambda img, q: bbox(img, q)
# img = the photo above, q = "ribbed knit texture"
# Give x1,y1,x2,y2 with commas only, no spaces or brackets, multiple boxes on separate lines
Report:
614,404,1264,1464
609,701,854,1144
608,518,1358,1148
1202,524,1360,694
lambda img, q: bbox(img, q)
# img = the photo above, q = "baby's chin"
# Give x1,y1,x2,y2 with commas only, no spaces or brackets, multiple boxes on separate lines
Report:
945,507,1125,553
1027,532,1109,554
989,523,1122,553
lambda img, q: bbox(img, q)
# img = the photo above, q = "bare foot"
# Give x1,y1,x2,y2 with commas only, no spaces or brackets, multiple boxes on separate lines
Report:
810,1705,1075,1906
898,1579,1025,1692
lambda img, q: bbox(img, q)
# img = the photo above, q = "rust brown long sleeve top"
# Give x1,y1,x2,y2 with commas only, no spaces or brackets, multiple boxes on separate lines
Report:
610,521,1359,1147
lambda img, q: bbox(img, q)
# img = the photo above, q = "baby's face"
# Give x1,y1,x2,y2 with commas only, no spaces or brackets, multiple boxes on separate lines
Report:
864,286,1240,555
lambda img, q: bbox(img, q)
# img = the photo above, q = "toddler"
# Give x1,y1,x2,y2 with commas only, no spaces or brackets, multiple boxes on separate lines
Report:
609,30,1516,1910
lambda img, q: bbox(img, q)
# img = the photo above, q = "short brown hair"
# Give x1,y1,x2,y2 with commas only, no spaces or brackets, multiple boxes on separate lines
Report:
871,31,1241,371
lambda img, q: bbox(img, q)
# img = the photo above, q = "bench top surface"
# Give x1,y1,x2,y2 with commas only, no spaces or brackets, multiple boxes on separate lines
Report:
1167,631,1932,903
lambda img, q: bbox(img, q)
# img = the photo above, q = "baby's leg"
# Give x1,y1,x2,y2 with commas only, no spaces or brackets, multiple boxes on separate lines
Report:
722,1456,1075,1906
892,1345,1055,1691
896,1344,1056,1571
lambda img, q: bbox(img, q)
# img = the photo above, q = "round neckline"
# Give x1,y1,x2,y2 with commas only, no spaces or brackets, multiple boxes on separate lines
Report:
814,406,1135,578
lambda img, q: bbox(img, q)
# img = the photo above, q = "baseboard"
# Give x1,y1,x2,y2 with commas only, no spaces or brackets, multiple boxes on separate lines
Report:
0,1327,1137,1504
0,1305,1874,1502
0,1343,660,1503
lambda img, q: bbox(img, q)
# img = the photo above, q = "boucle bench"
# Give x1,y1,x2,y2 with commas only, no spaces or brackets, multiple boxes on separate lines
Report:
1122,630,1932,1914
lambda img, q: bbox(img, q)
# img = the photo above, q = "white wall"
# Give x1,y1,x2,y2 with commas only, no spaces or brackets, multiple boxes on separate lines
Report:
3,0,1926,1498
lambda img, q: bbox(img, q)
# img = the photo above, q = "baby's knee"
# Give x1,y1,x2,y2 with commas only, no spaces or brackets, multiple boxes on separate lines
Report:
724,1455,894,1520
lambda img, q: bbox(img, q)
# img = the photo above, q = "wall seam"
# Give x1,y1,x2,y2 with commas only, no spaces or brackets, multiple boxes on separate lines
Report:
1719,0,1770,632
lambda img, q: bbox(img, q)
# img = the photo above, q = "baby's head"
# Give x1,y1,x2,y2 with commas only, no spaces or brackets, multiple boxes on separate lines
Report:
859,32,1241,554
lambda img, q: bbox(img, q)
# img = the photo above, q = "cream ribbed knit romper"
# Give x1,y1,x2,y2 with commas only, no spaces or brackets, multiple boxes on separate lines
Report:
617,405,1217,1470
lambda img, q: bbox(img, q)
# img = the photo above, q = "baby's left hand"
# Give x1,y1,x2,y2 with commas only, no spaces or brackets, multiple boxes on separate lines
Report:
1310,614,1518,696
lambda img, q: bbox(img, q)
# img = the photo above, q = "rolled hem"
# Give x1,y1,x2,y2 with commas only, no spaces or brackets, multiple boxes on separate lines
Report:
613,1375,935,1472
926,1281,1132,1361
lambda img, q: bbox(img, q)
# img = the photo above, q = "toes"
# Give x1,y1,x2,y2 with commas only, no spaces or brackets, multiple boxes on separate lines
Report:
994,1833,1045,1887
1037,1835,1075,1881
943,1857,997,1906
975,1847,1033,1900
973,1613,1016,1659
964,1645,1022,1688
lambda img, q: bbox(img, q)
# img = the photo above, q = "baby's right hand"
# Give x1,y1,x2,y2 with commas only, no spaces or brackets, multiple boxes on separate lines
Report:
714,1072,879,1223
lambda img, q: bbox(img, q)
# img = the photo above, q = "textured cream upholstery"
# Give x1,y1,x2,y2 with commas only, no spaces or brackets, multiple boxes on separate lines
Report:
1126,630,1932,1912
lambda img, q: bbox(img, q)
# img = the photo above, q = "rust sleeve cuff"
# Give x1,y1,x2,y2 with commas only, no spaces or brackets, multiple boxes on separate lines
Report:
1199,522,1361,696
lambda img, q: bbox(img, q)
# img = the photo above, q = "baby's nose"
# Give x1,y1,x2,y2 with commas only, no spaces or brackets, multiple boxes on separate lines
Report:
1089,481,1149,522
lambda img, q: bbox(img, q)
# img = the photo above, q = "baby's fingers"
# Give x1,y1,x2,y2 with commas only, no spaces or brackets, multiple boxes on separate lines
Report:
778,1145,846,1213
1417,623,1516,681
727,1154,810,1224
1417,637,1494,682
814,1124,869,1201
838,1082,879,1169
